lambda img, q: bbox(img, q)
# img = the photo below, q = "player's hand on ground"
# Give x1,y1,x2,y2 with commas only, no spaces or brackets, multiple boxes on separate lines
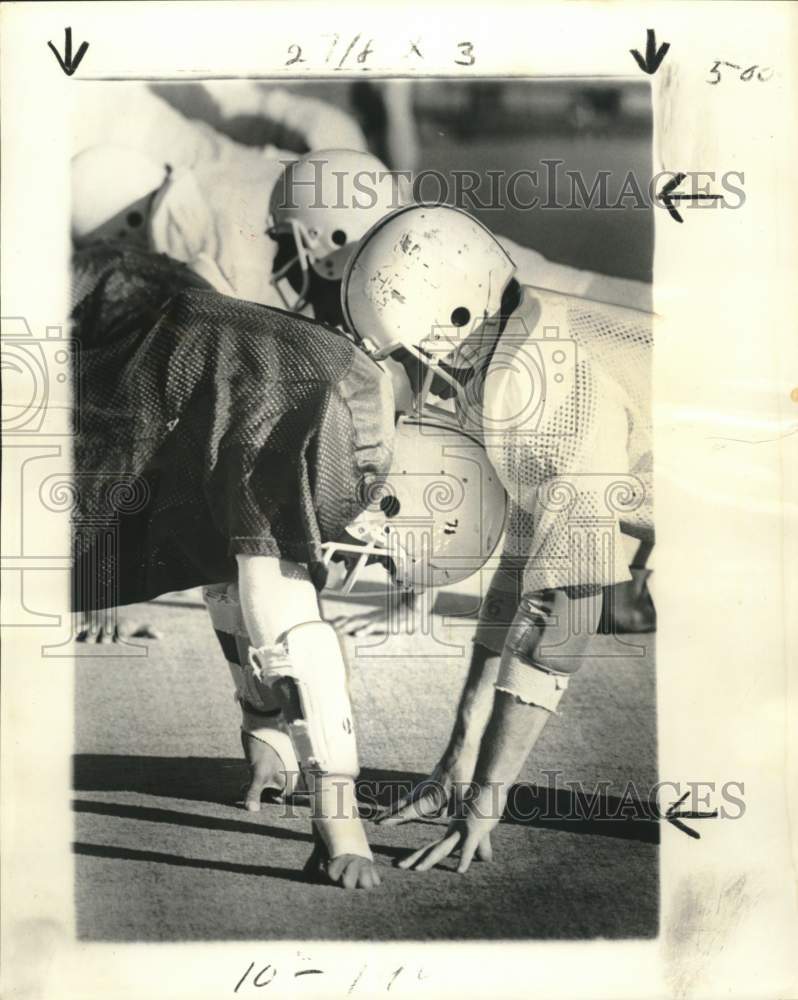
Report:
75,618,161,643
239,732,288,810
398,786,501,874
376,747,479,826
327,854,382,889
303,838,382,890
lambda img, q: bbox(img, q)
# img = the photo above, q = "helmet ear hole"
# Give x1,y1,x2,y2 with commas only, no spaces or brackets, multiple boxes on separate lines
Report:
331,229,347,246
451,306,471,327
379,495,401,518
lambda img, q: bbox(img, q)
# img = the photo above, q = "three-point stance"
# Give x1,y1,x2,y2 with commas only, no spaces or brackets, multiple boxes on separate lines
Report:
341,204,654,871
70,240,504,887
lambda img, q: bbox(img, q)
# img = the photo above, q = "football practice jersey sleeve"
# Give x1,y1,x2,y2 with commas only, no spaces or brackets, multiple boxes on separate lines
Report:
70,244,394,610
499,236,652,312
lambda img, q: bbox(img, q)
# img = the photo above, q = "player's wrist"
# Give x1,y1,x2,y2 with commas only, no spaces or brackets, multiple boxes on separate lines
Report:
311,775,372,861
450,709,490,758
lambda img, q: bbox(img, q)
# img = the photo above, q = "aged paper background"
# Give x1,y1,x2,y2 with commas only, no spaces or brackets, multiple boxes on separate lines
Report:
1,2,796,997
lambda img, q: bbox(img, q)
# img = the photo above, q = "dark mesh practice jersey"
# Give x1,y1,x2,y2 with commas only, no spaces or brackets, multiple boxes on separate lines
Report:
71,243,394,611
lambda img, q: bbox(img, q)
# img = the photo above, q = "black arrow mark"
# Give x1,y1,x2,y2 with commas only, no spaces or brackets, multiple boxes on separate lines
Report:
658,172,724,223
664,790,718,839
630,29,670,75
47,27,89,77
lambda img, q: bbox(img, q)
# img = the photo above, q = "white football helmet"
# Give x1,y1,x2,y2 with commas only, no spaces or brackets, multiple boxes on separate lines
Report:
341,203,517,365
71,145,169,247
322,417,507,592
267,148,410,312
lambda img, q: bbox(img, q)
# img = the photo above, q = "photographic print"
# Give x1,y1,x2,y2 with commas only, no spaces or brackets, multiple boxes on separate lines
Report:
2,3,796,998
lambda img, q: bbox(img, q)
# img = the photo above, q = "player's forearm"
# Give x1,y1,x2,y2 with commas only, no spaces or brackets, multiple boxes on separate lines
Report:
236,554,320,647
584,272,652,312
472,690,550,793
446,644,502,755
500,235,651,311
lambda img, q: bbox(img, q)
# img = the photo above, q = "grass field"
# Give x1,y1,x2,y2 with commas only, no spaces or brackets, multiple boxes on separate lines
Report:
74,580,658,941
72,82,656,941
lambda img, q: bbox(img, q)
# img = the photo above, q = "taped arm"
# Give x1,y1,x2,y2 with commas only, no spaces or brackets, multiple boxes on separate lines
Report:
236,554,373,869
235,555,321,647
236,555,358,781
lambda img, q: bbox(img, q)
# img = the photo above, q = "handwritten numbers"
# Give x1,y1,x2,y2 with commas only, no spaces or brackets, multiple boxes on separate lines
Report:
234,961,427,994
253,966,278,988
324,33,340,62
285,37,478,70
321,33,375,70
707,60,722,85
285,44,305,66
707,60,773,85
234,963,277,991
348,965,368,993
455,41,475,66
234,964,254,992
356,38,375,66
386,966,405,991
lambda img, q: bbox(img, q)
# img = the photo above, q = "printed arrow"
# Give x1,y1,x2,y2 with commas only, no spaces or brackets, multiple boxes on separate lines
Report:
630,29,670,75
658,172,724,223
664,790,718,839
48,27,89,76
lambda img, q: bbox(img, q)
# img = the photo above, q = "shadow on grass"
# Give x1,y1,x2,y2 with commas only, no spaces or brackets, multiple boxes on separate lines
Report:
74,755,660,845
73,840,309,882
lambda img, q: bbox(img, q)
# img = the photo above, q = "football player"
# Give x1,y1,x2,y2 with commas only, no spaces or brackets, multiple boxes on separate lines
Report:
70,142,294,306
70,239,505,887
339,203,654,870
70,144,410,315
265,148,410,323
73,81,369,169
71,144,427,818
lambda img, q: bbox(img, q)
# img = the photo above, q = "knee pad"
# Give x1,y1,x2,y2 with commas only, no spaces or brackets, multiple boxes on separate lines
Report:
473,563,526,656
249,621,359,780
203,584,299,775
495,590,589,713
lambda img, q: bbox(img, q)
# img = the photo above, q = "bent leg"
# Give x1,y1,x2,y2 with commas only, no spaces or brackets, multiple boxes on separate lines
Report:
495,585,602,712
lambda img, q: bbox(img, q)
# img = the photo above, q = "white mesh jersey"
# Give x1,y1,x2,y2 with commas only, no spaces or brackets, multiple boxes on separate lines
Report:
460,285,653,593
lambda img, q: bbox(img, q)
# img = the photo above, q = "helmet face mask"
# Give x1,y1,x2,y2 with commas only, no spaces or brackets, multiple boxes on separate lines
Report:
267,218,316,310
267,149,410,314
